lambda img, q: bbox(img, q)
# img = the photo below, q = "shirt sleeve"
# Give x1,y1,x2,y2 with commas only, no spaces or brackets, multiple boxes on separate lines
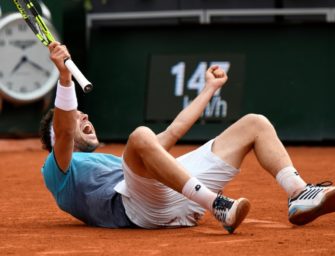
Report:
41,151,70,195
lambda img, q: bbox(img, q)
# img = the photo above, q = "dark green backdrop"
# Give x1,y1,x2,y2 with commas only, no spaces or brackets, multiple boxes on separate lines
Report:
83,24,335,142
1,1,334,143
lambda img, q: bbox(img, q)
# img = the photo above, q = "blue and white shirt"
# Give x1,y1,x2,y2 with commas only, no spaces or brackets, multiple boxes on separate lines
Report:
41,151,137,228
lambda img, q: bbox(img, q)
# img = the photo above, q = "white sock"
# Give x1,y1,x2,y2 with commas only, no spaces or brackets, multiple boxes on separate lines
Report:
276,166,307,197
182,177,217,212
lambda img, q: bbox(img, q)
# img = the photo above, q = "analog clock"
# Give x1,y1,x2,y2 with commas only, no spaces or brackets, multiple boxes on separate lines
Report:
0,13,59,103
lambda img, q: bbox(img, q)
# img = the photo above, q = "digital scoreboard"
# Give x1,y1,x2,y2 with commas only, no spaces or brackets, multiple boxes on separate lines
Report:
146,54,245,123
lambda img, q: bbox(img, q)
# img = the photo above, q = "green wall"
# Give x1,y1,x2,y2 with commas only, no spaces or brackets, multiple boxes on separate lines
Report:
1,1,334,143
83,24,335,142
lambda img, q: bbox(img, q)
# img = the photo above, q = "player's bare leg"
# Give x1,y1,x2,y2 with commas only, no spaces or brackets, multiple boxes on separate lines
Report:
124,126,190,192
212,114,307,196
212,114,293,178
212,114,335,225
123,126,250,233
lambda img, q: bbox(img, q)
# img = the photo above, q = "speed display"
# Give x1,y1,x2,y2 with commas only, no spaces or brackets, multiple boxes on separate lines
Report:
146,54,245,123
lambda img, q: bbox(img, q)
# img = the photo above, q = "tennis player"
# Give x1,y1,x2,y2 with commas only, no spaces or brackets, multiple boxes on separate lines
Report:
40,42,335,233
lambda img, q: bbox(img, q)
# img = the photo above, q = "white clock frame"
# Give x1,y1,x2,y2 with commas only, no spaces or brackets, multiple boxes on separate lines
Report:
0,13,59,103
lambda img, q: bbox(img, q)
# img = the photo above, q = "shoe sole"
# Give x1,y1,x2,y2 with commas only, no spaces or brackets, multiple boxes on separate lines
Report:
224,198,250,234
289,188,335,226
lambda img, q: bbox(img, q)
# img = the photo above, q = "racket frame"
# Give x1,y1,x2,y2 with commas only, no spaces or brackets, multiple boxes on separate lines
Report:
12,0,93,93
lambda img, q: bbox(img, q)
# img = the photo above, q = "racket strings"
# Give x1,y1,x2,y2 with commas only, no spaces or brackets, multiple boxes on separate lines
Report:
15,0,52,45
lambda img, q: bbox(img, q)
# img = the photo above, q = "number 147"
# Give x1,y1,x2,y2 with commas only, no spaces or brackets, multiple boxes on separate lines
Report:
171,61,230,96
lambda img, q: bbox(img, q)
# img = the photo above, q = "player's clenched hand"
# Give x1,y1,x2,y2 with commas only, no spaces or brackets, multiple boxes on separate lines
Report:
48,42,72,85
205,65,228,92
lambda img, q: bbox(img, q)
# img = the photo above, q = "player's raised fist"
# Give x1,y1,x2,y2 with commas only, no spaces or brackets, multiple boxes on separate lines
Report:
205,65,228,92
212,67,225,78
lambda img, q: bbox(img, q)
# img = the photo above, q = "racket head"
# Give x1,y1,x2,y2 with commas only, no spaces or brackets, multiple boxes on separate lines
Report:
12,0,55,46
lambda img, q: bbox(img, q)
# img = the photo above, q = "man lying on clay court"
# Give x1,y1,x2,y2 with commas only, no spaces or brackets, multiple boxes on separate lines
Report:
39,41,335,233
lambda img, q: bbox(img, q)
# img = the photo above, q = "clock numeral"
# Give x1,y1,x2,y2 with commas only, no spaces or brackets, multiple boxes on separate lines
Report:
35,82,41,89
5,28,13,36
20,86,28,93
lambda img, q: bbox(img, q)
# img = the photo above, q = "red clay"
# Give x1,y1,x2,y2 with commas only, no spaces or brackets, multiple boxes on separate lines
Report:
1,139,335,255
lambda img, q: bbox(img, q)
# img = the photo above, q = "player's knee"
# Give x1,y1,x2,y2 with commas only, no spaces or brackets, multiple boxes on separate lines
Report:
128,126,156,152
242,113,275,133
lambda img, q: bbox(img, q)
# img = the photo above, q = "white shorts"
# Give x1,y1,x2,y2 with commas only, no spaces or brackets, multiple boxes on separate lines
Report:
114,139,240,229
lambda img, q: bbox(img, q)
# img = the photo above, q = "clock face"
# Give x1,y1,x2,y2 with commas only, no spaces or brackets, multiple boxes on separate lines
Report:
0,13,59,102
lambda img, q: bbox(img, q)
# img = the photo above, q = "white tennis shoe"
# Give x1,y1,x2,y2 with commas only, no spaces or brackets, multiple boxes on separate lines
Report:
212,192,250,234
288,181,335,225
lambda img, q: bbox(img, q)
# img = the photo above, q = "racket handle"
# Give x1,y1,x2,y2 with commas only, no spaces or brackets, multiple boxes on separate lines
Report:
64,58,93,93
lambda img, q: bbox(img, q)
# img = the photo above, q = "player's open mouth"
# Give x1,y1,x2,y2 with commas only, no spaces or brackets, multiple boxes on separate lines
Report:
82,123,93,135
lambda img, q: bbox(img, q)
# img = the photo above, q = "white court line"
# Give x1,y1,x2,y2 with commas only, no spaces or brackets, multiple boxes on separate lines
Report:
207,239,255,244
244,218,290,228
37,250,101,255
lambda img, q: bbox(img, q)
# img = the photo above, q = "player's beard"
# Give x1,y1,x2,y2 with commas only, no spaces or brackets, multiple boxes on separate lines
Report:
74,136,99,152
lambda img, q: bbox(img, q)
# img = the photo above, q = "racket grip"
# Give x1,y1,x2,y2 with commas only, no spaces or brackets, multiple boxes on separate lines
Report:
64,58,93,93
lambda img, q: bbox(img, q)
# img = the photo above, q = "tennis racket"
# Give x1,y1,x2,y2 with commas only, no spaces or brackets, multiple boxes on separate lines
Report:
12,0,93,93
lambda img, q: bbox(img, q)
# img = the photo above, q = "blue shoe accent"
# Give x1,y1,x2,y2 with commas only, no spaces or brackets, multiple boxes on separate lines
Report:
224,226,234,234
288,207,297,216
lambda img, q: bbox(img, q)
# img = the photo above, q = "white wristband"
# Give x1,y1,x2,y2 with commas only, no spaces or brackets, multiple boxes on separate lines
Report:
54,80,78,111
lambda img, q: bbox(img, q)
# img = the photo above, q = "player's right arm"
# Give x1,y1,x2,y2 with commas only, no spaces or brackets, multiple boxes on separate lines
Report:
157,66,228,151
49,42,76,172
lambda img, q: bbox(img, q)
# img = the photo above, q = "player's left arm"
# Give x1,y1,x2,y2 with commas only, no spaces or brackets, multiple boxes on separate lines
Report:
157,65,228,151
49,42,76,172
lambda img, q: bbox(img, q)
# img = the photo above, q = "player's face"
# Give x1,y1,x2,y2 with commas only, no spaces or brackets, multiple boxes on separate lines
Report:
74,111,99,152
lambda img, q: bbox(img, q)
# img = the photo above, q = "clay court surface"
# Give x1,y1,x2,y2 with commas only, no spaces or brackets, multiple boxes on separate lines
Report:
1,139,335,255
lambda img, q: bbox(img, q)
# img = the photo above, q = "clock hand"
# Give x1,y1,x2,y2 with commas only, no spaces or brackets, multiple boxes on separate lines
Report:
26,58,51,76
10,40,37,50
11,56,27,75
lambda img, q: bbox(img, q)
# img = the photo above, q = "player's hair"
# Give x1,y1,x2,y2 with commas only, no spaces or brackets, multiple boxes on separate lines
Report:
39,108,54,152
